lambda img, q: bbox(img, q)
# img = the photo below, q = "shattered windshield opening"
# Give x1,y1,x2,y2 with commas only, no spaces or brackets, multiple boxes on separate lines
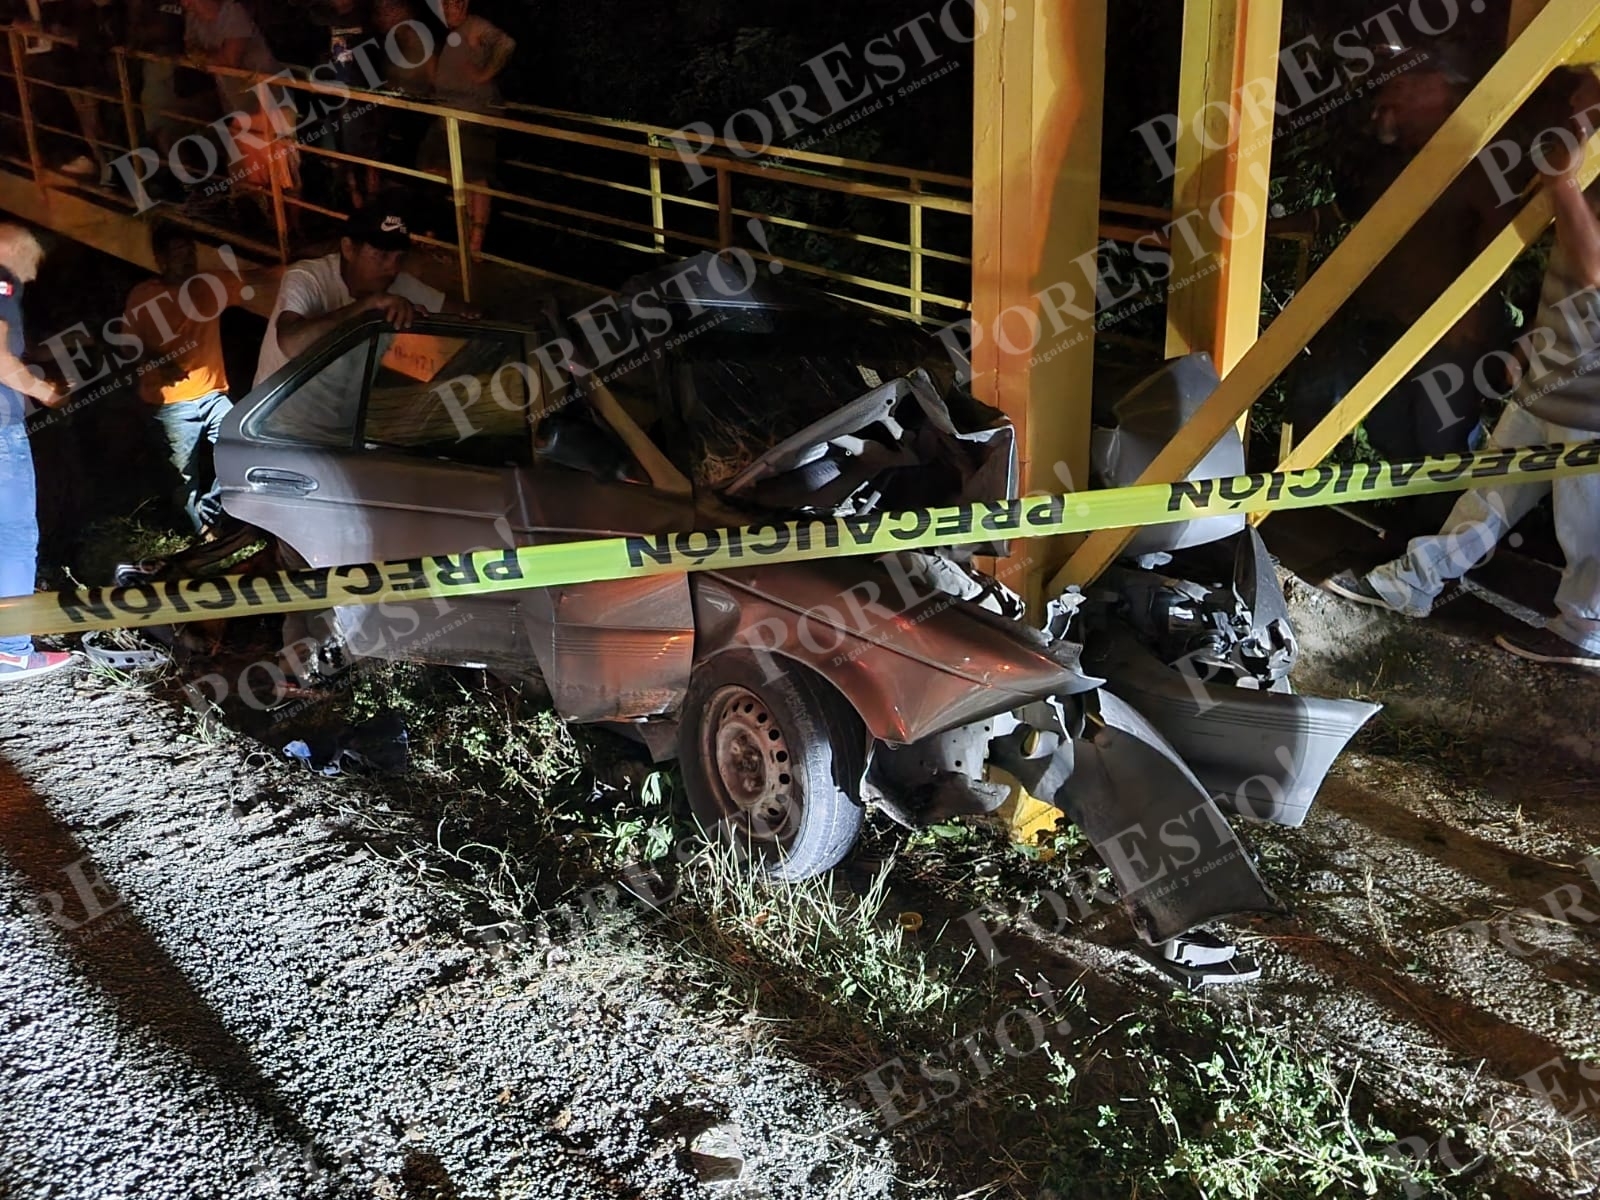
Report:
658,301,961,492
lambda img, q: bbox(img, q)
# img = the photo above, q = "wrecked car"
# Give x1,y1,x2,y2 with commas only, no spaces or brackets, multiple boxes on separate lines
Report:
193,251,1375,961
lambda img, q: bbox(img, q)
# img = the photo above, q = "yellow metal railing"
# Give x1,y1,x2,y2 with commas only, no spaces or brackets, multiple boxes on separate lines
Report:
0,28,1224,334
0,29,979,319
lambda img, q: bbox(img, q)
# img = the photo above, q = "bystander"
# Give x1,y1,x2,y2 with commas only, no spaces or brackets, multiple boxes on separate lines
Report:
1326,72,1600,671
0,224,74,684
1287,42,1514,479
123,224,250,532
417,0,514,256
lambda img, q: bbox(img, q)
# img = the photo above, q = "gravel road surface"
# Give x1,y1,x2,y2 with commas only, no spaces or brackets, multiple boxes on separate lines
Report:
0,672,896,1200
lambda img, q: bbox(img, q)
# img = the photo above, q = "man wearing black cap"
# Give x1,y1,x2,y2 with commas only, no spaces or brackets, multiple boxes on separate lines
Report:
251,197,473,690
255,201,451,386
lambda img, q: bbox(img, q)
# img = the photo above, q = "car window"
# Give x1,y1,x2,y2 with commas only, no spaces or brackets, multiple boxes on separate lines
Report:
362,332,532,465
253,339,373,448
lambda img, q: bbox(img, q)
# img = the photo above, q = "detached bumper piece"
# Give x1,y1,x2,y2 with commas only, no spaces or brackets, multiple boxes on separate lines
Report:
991,690,1286,947
1084,623,1379,827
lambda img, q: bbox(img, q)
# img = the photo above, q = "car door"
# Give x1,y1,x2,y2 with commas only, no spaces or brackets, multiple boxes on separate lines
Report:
216,319,540,676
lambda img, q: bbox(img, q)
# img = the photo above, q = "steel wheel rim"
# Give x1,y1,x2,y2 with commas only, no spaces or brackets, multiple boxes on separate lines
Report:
700,684,798,843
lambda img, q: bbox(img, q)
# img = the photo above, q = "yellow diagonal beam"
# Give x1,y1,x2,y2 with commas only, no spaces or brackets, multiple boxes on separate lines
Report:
1166,0,1282,376
1250,131,1600,524
1050,0,1600,593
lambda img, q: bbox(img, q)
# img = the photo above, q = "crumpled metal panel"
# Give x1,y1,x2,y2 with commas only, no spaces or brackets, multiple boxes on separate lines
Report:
991,690,1285,944
1084,622,1379,827
691,555,1101,746
863,715,1017,825
723,370,1016,535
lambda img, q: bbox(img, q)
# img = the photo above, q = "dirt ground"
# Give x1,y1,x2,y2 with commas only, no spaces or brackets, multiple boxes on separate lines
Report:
2,567,1599,1199
0,676,899,1200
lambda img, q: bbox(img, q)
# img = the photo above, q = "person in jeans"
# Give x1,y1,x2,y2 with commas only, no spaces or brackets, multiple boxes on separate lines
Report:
123,224,249,531
0,224,74,684
1326,75,1600,670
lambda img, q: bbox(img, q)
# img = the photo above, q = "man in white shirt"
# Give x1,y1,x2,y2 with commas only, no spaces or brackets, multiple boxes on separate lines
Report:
253,202,468,443
256,203,450,383
250,200,472,693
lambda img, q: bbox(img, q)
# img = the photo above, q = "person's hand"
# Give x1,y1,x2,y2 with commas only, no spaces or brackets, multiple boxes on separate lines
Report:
30,378,67,409
361,292,417,330
1547,73,1600,181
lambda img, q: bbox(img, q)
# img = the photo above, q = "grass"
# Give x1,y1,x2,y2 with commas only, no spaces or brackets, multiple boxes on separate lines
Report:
1033,1000,1451,1200
668,845,977,1040
279,661,1533,1199
66,510,195,588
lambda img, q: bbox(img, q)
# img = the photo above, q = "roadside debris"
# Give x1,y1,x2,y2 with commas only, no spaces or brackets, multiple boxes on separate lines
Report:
283,710,409,776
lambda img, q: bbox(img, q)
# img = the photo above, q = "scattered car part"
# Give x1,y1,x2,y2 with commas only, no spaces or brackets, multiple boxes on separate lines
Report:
81,629,171,672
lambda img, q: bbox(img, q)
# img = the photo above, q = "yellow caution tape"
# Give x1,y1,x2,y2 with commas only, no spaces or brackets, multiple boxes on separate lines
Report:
3,440,1597,638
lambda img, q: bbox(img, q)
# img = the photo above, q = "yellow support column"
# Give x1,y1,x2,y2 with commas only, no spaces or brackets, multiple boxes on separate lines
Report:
1051,0,1600,593
1165,0,1282,377
971,0,1107,602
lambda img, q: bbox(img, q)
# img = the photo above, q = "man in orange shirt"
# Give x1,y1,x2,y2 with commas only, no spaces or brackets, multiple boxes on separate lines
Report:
124,224,248,531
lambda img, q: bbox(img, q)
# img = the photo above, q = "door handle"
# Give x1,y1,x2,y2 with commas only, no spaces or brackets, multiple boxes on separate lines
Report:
245,467,319,495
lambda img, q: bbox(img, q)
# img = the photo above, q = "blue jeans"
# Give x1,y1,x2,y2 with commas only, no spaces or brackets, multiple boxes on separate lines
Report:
156,391,233,531
0,423,39,658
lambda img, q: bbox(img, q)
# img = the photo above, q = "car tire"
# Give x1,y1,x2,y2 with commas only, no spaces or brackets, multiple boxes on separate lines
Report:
677,651,865,880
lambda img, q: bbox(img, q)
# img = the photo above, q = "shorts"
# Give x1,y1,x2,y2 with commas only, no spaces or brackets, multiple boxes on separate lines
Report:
139,60,217,142
418,116,496,184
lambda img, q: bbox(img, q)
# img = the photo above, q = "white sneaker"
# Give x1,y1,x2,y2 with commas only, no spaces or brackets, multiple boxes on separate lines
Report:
1496,629,1600,670
59,155,96,177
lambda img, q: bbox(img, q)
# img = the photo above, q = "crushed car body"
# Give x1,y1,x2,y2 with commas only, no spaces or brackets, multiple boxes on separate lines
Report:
206,251,1377,950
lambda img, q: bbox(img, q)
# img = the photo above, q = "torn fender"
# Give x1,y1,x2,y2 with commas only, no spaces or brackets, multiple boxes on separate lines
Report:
690,556,1100,745
1086,624,1379,827
992,691,1284,945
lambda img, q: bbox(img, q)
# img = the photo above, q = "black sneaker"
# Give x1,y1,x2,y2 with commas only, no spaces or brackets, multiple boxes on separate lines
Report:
1496,629,1600,669
1323,570,1414,615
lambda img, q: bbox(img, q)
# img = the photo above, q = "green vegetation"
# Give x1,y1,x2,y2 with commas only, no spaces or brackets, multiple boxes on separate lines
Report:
1037,1003,1445,1199
305,665,1519,1197
67,511,194,589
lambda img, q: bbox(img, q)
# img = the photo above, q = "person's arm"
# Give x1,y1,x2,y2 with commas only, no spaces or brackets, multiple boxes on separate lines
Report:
0,320,64,406
210,35,251,68
1546,73,1600,287
468,21,514,85
276,292,418,359
385,23,433,90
